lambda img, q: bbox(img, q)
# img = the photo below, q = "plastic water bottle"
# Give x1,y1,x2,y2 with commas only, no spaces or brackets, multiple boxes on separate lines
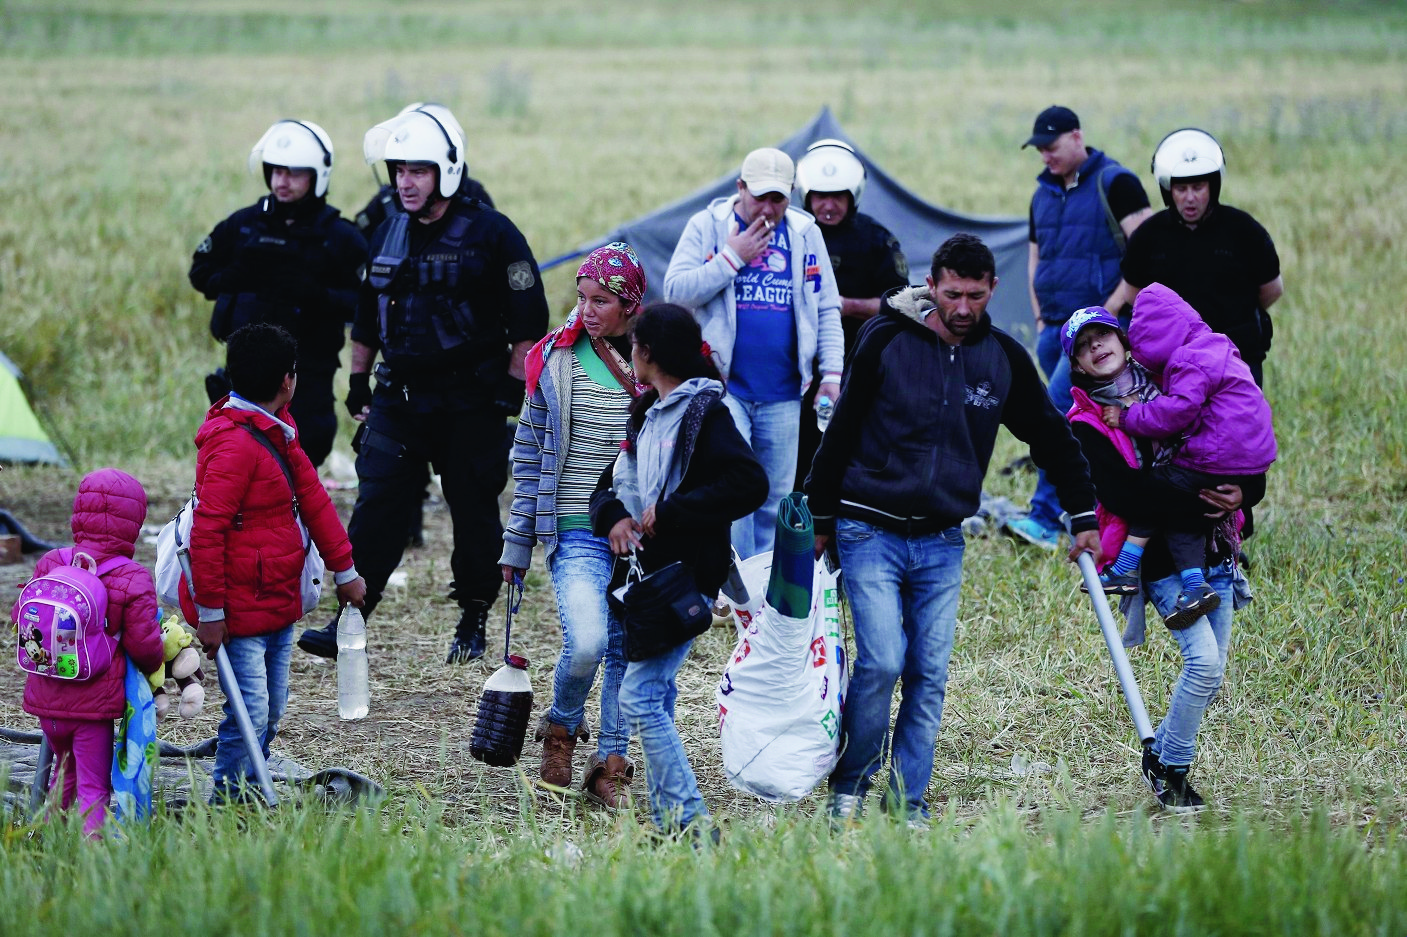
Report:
816,396,834,432
337,606,369,721
470,654,533,767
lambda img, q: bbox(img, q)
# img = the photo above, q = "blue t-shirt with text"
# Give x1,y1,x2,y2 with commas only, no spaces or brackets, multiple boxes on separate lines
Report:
729,215,799,402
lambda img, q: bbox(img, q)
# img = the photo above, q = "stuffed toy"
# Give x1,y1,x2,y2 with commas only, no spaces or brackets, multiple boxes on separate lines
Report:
148,615,206,719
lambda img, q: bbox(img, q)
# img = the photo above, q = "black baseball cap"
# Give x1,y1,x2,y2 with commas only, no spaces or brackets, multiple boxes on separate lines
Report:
1023,106,1080,148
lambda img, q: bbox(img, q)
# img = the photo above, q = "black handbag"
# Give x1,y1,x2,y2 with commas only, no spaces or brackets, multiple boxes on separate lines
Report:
613,552,712,662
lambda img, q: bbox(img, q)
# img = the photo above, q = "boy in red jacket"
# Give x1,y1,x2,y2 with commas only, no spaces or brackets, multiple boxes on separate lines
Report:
189,323,365,802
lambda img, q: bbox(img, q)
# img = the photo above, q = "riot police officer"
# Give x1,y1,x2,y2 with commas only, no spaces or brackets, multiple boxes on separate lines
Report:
189,119,367,468
354,102,495,239
297,108,548,664
793,139,908,482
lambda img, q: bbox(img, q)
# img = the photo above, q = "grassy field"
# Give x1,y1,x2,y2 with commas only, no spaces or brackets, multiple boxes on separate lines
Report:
1,1,1405,933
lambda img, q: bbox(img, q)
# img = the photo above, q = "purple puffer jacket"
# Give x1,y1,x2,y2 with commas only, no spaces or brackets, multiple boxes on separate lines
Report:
1123,283,1277,475
14,468,165,721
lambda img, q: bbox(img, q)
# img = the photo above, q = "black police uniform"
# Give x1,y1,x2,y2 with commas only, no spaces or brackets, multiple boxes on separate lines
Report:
189,194,367,467
345,193,547,649
796,209,908,483
354,177,494,239
1121,204,1281,386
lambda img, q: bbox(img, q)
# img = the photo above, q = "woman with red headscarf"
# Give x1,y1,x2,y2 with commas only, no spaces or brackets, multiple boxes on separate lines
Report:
499,242,647,809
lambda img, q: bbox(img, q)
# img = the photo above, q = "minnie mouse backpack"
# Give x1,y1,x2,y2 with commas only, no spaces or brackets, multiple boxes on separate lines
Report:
15,550,125,680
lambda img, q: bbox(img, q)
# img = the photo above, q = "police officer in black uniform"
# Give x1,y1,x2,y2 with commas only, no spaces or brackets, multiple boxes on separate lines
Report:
189,119,367,468
793,139,908,482
353,104,495,550
297,108,548,664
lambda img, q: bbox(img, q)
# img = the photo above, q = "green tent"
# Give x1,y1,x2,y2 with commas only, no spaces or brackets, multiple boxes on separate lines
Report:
0,350,65,466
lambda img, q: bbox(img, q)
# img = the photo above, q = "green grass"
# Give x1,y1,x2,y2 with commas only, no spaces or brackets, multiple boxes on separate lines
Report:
1,1,1406,932
2,799,1405,936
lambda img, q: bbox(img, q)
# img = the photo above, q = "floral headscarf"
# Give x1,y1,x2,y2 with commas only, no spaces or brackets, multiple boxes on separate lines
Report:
574,241,647,307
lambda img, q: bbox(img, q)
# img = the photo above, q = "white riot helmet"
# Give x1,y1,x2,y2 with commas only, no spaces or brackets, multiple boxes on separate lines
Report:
373,110,465,199
248,119,334,198
1151,128,1225,208
399,102,467,157
795,138,866,210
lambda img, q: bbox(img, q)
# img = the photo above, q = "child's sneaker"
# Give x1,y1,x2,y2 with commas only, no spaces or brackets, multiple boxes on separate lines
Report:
1081,570,1140,596
1140,745,1166,798
1163,586,1220,629
1157,765,1206,813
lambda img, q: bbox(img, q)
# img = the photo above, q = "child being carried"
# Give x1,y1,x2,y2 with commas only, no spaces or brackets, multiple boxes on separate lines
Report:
1067,283,1276,627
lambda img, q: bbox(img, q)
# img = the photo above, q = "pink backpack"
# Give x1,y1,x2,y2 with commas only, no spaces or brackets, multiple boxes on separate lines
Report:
15,550,126,681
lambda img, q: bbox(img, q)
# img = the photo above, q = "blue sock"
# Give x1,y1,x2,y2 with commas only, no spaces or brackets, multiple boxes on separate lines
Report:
1180,567,1208,591
1110,542,1144,577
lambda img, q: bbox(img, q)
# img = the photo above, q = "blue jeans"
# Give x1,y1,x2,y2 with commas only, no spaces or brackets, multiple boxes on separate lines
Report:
618,638,707,831
722,395,801,559
1028,325,1074,529
829,519,965,815
545,529,629,757
212,625,293,798
1146,562,1234,767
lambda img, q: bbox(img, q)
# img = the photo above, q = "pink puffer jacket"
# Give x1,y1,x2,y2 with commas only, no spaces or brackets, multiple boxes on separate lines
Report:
15,468,165,721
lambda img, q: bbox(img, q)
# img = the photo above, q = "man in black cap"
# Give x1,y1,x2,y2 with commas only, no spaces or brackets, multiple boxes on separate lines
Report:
1005,105,1152,551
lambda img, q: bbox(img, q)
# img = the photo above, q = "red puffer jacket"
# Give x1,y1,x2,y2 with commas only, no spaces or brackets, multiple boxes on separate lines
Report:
16,468,166,721
187,400,354,637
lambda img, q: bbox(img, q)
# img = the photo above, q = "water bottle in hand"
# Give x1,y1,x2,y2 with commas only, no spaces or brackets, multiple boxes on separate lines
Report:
337,606,369,720
816,395,834,432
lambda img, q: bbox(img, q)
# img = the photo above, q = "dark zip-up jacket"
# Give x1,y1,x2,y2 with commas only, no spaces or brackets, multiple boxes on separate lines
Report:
806,285,1098,537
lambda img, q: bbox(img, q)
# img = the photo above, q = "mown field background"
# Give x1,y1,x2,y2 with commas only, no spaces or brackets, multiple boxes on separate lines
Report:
1,1,1405,934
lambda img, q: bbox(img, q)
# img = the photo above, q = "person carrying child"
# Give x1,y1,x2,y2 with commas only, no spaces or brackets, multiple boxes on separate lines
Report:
1075,283,1275,627
12,469,166,836
186,323,366,803
1064,299,1261,810
590,303,767,840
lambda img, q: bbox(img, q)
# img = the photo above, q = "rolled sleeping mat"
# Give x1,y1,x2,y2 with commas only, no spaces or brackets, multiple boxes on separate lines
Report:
766,491,815,619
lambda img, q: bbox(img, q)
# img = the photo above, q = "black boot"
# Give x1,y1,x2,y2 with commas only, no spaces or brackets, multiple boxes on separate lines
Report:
298,613,340,659
445,600,489,664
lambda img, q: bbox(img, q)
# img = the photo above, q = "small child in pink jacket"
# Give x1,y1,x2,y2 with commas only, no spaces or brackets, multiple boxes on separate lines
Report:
12,469,165,836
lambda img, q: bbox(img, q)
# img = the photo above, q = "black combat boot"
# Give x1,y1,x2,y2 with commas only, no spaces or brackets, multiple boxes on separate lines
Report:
445,600,489,664
297,613,340,659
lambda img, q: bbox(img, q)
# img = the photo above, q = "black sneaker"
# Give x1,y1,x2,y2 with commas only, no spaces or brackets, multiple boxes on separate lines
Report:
1164,586,1220,630
297,616,339,659
1158,764,1206,813
445,600,488,664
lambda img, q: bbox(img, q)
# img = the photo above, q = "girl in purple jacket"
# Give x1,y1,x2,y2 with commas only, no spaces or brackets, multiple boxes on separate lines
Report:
1067,284,1276,628
11,469,166,836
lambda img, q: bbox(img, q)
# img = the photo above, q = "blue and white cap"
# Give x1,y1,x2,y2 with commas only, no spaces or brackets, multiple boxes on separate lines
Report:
1060,306,1125,359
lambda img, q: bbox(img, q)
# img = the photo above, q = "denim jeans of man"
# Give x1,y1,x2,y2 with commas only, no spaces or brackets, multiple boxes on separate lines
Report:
618,637,708,831
828,519,964,816
1028,324,1075,530
212,625,293,800
722,395,801,560
1145,562,1234,767
546,529,629,757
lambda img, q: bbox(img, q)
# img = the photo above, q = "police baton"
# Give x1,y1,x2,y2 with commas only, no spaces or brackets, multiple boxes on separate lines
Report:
177,548,280,807
1076,550,1155,746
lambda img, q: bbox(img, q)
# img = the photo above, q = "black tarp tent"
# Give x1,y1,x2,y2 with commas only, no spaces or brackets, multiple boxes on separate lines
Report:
543,106,1034,345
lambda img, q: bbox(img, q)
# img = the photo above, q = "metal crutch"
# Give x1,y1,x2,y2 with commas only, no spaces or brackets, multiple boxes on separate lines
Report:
1076,551,1155,746
177,548,279,806
28,735,54,818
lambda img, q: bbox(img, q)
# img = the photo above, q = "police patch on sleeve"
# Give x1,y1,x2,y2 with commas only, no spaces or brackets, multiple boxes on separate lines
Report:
196,236,213,254
507,261,535,291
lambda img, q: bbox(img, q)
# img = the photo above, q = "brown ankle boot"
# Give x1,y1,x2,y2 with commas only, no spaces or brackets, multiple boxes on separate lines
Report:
583,753,635,810
535,718,587,788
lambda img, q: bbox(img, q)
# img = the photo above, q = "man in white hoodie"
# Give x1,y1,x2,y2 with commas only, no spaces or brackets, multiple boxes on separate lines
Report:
664,147,843,558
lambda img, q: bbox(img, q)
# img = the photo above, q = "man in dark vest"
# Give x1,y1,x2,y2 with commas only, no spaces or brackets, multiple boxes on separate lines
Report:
189,119,367,468
297,108,548,664
1007,106,1152,551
